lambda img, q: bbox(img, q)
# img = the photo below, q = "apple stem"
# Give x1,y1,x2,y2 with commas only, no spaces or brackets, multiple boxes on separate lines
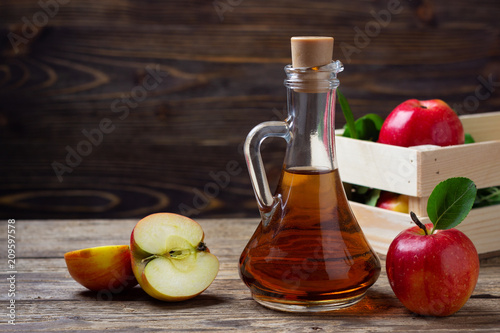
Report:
410,211,429,235
196,242,207,252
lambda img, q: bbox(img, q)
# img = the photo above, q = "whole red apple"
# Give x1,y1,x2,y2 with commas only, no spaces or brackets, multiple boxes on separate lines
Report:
386,223,479,316
378,99,464,147
376,191,409,213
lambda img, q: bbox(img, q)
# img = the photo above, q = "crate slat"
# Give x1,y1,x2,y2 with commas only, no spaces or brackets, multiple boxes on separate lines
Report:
336,137,420,195
416,140,500,196
460,111,500,142
352,201,500,257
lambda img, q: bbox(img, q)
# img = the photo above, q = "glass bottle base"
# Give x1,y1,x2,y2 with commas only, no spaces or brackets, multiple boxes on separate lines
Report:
251,292,367,313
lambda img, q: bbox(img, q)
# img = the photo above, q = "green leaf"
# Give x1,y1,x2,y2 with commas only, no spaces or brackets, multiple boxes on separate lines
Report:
464,133,475,144
356,118,378,141
427,177,477,233
343,113,384,141
365,189,381,207
343,184,380,206
336,89,383,142
473,186,500,208
362,113,384,131
337,89,358,140
355,185,370,195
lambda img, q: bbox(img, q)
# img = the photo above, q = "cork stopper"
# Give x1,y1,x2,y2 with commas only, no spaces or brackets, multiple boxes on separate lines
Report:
291,36,333,68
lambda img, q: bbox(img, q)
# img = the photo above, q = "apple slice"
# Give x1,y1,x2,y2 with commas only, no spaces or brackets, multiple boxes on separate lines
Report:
130,213,219,301
64,245,138,292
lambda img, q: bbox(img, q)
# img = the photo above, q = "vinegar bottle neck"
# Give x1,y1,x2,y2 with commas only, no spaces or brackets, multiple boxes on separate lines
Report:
283,61,343,171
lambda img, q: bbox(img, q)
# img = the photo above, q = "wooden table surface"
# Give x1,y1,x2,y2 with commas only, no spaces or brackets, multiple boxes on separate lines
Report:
2,219,500,332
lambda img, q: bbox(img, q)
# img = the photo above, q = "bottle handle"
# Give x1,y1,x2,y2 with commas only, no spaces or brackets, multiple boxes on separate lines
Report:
244,121,290,220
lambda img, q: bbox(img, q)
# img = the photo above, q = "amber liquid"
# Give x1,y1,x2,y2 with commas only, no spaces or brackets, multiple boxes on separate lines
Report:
239,167,380,308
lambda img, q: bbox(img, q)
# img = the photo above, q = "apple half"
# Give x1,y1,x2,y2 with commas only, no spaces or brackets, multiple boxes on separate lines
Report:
64,245,138,292
130,213,219,301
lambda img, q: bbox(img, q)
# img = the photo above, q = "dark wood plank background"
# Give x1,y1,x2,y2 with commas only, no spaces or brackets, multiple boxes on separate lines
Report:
1,0,499,220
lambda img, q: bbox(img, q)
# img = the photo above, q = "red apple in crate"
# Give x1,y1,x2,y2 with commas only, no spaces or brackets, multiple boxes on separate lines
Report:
386,220,479,316
130,213,219,301
378,99,464,147
376,191,409,213
64,245,138,292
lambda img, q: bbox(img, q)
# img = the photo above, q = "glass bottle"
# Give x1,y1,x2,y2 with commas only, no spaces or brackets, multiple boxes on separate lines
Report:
239,37,381,312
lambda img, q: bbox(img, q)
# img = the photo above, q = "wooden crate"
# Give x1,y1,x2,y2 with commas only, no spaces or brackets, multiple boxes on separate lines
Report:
336,112,500,257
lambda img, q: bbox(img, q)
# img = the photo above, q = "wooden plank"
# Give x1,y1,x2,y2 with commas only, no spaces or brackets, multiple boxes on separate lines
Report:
336,136,420,196
407,195,429,216
454,205,500,255
1,0,500,220
352,202,500,256
338,138,500,197
351,201,412,254
0,219,499,332
416,140,500,196
460,111,500,142
4,219,255,259
3,298,500,332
